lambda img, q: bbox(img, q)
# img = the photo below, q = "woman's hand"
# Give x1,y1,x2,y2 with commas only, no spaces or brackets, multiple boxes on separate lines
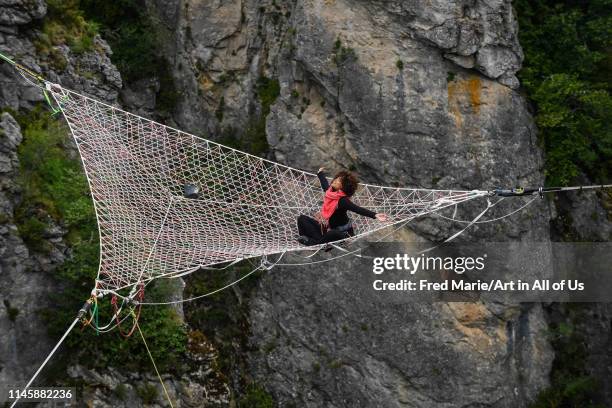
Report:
318,167,326,173
375,213,388,222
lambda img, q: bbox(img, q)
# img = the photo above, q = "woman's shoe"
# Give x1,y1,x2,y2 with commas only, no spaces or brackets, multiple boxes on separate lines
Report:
297,235,312,245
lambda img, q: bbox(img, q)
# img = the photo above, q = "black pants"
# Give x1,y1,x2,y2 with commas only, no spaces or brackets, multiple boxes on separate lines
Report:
297,215,354,245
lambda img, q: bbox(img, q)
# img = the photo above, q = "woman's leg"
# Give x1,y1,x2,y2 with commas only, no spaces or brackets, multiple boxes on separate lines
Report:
319,229,350,244
297,215,323,244
319,227,354,245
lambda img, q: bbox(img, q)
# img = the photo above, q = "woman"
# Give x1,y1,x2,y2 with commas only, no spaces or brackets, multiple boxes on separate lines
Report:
297,167,388,246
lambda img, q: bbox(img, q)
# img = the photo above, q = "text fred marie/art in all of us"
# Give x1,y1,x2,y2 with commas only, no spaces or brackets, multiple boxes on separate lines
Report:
370,253,585,292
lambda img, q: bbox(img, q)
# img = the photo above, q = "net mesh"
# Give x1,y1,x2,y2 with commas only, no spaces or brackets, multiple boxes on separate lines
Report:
49,84,489,292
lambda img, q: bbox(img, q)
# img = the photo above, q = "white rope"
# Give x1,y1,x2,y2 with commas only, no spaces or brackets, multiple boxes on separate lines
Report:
349,197,500,260
117,183,502,305
45,83,494,292
93,313,132,333
136,252,287,306
47,83,490,193
10,317,80,408
432,196,538,224
100,214,422,307
417,197,497,255
130,197,175,295
272,215,419,266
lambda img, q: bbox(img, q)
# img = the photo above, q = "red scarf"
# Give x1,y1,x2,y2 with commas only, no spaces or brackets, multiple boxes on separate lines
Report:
320,187,346,223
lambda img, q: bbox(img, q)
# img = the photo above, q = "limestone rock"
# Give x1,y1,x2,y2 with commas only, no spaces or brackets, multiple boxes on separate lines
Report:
0,1,122,394
139,0,555,406
0,112,57,392
2,0,611,406
0,0,46,26
250,263,553,407
66,331,231,407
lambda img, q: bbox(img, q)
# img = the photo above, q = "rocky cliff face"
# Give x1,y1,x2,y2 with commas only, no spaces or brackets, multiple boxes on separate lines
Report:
2,0,610,407
150,0,550,243
146,0,556,406
0,10,50,391
0,0,121,390
0,3,227,406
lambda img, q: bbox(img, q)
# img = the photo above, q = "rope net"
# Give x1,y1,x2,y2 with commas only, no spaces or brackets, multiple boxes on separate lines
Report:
48,84,489,292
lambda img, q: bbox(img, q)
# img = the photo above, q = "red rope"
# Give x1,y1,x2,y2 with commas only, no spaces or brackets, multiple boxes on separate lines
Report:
112,284,144,338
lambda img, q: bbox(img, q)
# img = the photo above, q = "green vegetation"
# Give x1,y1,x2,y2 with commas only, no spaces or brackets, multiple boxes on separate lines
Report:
328,359,343,369
181,261,277,405
516,3,610,398
114,384,128,401
183,262,263,374
34,0,99,68
13,108,186,373
263,339,277,354
155,62,180,114
218,71,233,85
256,76,281,116
238,383,274,408
396,59,404,71
446,71,456,82
28,0,179,110
333,38,357,66
220,76,279,155
79,0,178,113
136,383,159,405
227,120,269,155
3,300,19,322
15,107,96,252
530,305,603,408
515,0,611,186
216,96,226,122
80,0,155,81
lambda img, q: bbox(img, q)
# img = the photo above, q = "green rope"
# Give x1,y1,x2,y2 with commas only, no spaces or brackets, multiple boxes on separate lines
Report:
91,300,99,336
0,50,61,114
43,89,62,115
0,50,44,81
0,51,15,65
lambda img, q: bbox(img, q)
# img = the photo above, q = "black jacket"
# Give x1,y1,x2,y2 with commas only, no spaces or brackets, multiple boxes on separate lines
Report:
317,171,376,228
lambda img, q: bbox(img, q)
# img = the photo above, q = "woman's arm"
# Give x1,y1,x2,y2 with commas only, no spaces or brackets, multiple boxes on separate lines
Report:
338,197,376,218
317,169,329,191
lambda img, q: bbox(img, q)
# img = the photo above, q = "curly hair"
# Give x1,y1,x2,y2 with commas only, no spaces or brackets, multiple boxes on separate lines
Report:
334,170,359,197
